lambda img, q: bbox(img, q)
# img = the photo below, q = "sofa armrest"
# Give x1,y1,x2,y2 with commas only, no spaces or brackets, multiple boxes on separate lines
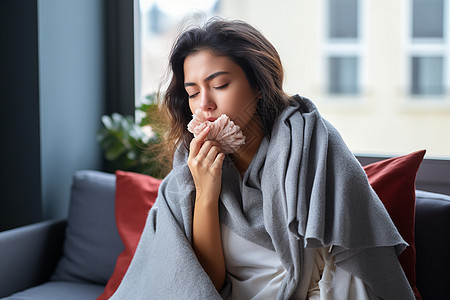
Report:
415,190,450,300
0,219,66,298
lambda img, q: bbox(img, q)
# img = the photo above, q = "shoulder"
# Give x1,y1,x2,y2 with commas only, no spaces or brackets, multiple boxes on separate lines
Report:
270,94,323,135
288,94,320,115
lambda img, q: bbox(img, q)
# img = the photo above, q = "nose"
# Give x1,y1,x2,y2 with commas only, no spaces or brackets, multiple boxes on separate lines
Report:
199,91,216,111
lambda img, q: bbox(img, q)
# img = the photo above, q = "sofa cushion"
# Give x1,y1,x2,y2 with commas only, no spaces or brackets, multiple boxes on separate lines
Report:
414,190,450,300
363,150,425,300
51,170,123,285
97,171,162,300
3,281,105,300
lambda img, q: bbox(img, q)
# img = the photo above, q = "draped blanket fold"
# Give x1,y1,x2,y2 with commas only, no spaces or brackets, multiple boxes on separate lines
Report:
110,95,415,300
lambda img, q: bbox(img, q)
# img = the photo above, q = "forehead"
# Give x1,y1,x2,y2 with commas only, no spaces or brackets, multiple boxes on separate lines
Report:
183,49,241,80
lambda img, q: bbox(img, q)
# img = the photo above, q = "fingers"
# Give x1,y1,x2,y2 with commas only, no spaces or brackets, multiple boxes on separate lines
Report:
193,141,223,169
212,151,225,170
199,141,220,158
187,127,225,201
188,126,225,175
204,143,225,169
190,126,210,155
190,126,223,160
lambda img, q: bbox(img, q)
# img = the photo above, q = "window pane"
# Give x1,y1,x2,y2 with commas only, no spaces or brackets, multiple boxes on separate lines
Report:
329,0,358,38
411,56,444,95
138,0,219,98
412,0,444,38
328,56,359,94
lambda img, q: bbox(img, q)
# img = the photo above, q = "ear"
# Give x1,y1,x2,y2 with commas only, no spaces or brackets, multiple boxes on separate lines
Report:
256,87,262,99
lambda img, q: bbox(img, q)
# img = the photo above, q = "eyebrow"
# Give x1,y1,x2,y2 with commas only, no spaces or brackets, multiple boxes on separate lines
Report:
184,71,230,87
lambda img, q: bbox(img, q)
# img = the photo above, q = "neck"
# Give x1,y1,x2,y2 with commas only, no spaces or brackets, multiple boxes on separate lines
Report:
231,115,264,174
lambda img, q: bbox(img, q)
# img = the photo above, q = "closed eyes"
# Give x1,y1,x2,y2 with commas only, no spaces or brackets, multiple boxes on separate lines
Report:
187,83,230,99
214,83,229,90
188,92,199,99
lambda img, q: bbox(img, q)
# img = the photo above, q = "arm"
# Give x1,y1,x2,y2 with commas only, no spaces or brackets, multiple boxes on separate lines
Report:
193,192,226,291
188,126,226,291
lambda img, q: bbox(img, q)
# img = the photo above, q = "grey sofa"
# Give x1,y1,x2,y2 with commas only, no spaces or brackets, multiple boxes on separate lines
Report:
0,170,449,299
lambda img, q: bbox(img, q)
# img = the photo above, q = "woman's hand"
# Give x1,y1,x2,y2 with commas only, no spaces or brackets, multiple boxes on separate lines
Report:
188,126,226,291
188,126,225,203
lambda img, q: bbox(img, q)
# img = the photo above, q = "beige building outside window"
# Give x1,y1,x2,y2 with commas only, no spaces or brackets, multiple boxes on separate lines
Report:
135,0,450,158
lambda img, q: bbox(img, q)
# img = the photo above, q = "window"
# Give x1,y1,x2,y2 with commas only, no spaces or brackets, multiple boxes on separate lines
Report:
411,56,444,95
329,0,358,39
409,0,447,96
328,56,359,94
325,0,362,95
412,0,444,38
135,0,219,104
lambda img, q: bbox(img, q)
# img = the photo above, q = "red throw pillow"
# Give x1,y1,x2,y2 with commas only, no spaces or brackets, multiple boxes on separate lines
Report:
97,170,162,300
363,150,425,300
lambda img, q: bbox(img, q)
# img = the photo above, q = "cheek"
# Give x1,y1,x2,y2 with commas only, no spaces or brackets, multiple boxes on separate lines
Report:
229,86,257,111
243,100,258,120
238,90,258,113
231,99,258,127
188,101,197,114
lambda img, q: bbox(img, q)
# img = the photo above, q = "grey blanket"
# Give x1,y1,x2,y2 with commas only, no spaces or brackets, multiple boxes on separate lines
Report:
110,95,414,300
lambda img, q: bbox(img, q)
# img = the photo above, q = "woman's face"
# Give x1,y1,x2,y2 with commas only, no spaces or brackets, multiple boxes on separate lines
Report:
183,49,261,132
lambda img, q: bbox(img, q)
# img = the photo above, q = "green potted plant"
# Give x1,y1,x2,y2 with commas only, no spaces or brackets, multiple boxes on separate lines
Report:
97,93,165,178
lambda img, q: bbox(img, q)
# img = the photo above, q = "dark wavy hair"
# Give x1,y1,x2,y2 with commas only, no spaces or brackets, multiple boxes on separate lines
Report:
159,18,290,168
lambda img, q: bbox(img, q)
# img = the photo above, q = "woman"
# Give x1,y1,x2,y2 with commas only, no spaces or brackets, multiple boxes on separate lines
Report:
110,18,415,299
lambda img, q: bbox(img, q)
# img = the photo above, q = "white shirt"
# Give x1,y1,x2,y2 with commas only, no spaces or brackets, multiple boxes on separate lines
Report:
221,224,369,300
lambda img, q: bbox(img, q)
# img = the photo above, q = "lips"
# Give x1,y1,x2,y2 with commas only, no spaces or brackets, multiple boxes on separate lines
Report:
207,117,217,122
